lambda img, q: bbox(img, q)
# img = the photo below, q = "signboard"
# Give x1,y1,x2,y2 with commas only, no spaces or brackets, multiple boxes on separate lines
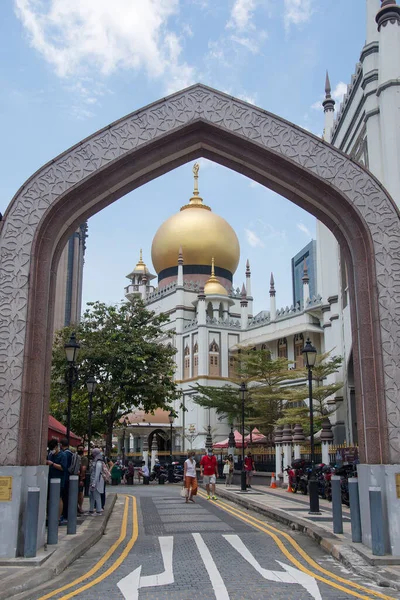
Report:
0,476,12,501
396,473,400,499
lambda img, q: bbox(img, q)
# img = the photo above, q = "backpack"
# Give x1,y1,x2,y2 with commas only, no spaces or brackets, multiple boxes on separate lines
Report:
102,462,111,484
68,451,81,475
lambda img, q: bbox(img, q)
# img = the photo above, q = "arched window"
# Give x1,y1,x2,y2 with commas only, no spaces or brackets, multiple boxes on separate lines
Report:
193,342,199,377
294,333,304,368
183,344,190,380
278,337,287,359
209,339,220,376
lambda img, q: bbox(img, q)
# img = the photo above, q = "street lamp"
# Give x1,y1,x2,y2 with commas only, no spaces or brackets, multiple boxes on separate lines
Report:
122,416,129,466
302,337,320,515
86,376,97,456
64,332,80,445
240,382,247,492
168,411,174,462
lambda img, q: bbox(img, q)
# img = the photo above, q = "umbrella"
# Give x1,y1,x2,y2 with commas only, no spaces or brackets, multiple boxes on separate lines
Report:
213,429,247,448
245,427,267,443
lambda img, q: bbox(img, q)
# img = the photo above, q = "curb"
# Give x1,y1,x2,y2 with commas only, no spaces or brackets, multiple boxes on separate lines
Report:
212,486,400,593
2,494,117,600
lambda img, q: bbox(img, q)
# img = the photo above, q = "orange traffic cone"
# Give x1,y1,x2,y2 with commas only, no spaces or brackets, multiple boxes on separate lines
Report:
287,482,293,492
270,473,277,489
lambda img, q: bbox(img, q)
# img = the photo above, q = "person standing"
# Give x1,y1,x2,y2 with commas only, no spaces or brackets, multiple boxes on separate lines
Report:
184,452,198,503
200,448,218,500
88,448,104,515
77,444,88,514
224,454,234,486
46,439,68,520
244,452,255,488
60,438,73,523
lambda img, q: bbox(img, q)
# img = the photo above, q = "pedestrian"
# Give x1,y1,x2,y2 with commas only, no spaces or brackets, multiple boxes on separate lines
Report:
126,461,135,485
184,451,198,503
59,438,75,524
138,461,149,483
77,444,88,514
101,450,112,509
87,448,104,515
46,439,68,520
224,454,234,486
111,461,123,485
200,448,218,500
244,452,256,488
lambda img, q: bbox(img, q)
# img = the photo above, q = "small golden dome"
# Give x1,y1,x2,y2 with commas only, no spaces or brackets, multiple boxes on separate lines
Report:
151,163,240,275
134,249,148,273
204,258,228,296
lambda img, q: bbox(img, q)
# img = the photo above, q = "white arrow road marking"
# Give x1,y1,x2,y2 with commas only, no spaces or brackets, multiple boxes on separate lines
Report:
223,534,322,600
117,536,174,600
192,533,230,600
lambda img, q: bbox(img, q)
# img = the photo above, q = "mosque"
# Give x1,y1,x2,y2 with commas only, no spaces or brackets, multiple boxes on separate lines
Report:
116,0,400,457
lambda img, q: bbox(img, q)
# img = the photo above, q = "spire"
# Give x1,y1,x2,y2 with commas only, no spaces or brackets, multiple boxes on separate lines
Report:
376,0,400,29
322,71,335,113
246,259,251,275
181,162,211,211
178,246,183,265
177,246,184,287
269,272,276,297
204,258,228,296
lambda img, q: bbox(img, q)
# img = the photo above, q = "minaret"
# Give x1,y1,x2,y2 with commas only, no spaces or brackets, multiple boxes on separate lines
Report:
240,283,248,330
375,0,400,201
322,71,336,143
302,260,310,308
269,273,276,321
197,287,208,376
245,259,253,316
177,246,184,287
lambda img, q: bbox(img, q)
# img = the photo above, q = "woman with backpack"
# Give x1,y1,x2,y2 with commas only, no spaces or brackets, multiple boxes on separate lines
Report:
87,448,105,515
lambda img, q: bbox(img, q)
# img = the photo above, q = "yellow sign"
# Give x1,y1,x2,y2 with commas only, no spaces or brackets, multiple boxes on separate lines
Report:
0,476,12,501
396,473,400,499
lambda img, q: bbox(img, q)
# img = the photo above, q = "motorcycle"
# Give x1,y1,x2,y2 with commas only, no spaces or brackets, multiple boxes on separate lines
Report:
149,463,167,482
289,459,308,494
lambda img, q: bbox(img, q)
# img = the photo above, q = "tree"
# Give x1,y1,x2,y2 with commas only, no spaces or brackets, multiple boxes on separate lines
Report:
276,351,343,434
50,299,180,454
192,347,304,436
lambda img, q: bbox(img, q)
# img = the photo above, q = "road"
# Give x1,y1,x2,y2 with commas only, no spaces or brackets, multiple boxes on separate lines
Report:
29,485,399,600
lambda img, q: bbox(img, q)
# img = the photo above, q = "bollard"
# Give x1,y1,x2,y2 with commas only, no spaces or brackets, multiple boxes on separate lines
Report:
47,478,61,545
67,475,79,535
331,475,343,534
369,487,385,556
24,487,40,558
348,477,362,543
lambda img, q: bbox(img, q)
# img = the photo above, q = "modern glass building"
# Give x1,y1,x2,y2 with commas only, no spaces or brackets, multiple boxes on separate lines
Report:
291,239,317,307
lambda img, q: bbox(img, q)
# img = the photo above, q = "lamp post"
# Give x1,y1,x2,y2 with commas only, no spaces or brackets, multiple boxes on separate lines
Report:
302,337,320,514
86,376,97,456
168,411,175,483
122,417,129,466
64,332,80,445
240,382,247,492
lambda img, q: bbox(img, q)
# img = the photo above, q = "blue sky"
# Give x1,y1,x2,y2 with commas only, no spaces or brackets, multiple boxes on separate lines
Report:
0,1,367,314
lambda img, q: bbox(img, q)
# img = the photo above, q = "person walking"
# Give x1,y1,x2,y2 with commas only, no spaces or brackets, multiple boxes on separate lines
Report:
183,452,198,503
244,452,256,488
224,454,234,486
88,448,104,515
200,448,218,500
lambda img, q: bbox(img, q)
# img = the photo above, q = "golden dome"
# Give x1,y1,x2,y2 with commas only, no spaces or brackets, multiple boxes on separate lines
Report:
151,163,240,275
134,249,148,273
204,258,228,296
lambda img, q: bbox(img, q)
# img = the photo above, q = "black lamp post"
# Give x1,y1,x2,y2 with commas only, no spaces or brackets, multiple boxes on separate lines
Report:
64,332,80,445
240,382,247,492
302,337,320,514
86,375,97,456
122,416,129,466
168,411,175,483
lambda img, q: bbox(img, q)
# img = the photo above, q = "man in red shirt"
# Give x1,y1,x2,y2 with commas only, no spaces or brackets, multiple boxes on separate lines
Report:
200,449,218,500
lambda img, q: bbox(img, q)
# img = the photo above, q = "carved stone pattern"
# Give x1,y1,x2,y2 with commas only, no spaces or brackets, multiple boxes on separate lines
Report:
1,84,400,464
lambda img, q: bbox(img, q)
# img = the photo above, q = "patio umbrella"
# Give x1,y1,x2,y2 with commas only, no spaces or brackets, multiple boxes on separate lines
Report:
245,427,267,443
213,429,247,448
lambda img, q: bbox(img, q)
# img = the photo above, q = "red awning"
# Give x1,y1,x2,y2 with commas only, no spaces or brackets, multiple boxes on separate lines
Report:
245,427,267,443
213,429,247,448
48,415,81,447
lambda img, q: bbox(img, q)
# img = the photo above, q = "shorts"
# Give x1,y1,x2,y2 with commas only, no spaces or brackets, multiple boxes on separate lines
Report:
203,475,216,484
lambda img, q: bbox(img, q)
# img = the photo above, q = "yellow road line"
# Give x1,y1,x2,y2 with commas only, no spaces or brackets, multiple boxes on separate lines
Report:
57,495,138,600
37,496,130,600
198,492,397,600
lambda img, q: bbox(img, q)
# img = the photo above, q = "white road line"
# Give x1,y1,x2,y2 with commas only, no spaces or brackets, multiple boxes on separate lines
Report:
192,533,230,600
223,534,322,600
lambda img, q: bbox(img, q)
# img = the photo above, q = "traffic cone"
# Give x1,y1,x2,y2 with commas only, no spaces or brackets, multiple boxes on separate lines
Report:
287,482,293,492
270,473,277,489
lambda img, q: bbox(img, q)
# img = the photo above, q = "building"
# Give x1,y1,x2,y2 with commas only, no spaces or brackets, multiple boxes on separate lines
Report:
53,223,87,334
291,240,317,308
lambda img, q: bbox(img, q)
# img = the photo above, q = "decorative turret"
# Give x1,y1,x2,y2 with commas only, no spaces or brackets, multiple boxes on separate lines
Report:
177,246,184,287
302,260,310,308
269,272,276,321
376,0,400,30
322,71,335,143
245,259,252,297
240,283,248,330
125,249,156,301
204,258,228,296
293,424,305,460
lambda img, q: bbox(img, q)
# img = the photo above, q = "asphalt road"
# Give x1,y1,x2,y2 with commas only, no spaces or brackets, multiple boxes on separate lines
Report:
28,484,399,600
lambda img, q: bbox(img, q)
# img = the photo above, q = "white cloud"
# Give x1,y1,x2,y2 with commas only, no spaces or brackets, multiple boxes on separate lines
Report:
311,100,323,111
297,222,312,237
332,81,347,103
284,0,313,31
14,0,196,96
227,0,256,32
245,228,265,248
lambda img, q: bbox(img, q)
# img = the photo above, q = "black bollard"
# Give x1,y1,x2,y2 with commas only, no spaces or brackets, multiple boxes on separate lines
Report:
47,478,61,545
67,475,79,535
331,475,343,534
24,487,40,557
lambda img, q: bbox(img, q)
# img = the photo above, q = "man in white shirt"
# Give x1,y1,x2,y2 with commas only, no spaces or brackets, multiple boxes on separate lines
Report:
139,461,149,483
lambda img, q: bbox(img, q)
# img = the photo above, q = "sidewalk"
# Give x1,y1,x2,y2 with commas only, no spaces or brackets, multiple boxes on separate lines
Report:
0,494,116,600
214,483,400,592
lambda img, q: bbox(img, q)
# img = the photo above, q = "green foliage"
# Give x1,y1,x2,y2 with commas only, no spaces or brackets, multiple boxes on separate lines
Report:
50,298,179,452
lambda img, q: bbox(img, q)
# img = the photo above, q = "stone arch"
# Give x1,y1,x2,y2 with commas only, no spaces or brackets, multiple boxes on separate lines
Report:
1,83,399,466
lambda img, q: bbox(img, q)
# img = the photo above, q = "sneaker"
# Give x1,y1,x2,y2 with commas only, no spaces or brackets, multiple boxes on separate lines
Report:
212,495,217,501
84,511,94,516
206,495,211,500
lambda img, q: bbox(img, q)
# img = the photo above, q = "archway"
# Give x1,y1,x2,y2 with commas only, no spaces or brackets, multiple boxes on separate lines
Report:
1,84,399,469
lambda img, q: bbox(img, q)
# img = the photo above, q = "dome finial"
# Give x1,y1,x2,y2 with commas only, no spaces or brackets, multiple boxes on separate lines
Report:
193,162,200,197
182,163,210,210
204,257,228,296
211,256,215,277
